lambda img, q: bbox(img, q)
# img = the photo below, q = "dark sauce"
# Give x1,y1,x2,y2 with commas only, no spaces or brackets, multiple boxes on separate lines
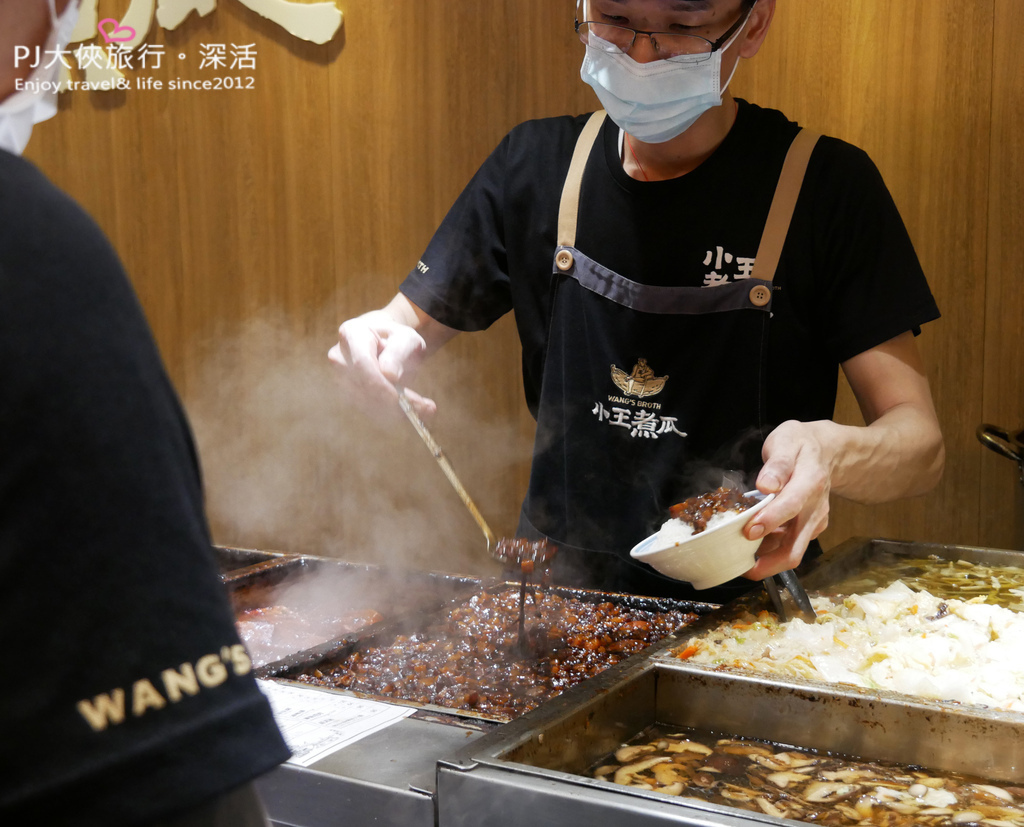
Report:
668,487,758,535
293,588,695,721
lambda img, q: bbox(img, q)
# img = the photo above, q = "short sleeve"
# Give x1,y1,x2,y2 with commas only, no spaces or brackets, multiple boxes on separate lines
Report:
802,141,940,362
400,134,514,331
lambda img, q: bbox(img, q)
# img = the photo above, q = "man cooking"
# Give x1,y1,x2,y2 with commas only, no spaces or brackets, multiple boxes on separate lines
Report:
329,0,944,602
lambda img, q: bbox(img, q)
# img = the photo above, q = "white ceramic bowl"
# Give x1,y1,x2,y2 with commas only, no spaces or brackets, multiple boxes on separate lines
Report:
629,491,774,590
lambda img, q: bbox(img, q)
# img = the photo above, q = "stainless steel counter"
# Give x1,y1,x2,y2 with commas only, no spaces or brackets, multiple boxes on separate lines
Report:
241,538,1024,827
257,712,493,827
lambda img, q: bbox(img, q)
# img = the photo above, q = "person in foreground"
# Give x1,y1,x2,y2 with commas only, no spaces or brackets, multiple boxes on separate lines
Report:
329,0,944,602
0,2,290,824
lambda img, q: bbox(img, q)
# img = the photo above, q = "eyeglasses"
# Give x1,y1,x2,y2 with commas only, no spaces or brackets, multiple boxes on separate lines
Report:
575,1,755,63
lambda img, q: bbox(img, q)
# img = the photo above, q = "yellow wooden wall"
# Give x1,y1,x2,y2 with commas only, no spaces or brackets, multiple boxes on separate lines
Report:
25,0,1024,576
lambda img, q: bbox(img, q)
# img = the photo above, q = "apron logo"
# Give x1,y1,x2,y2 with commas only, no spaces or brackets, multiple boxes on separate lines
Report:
597,358,686,439
611,358,668,399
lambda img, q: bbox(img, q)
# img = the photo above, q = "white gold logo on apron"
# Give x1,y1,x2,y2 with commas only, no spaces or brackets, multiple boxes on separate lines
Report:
611,358,668,398
594,358,686,440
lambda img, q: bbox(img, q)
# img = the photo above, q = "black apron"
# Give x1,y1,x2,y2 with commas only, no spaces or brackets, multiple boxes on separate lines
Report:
518,112,821,600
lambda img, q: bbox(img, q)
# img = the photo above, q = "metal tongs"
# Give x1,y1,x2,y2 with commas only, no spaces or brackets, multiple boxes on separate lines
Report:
977,423,1024,484
763,569,816,623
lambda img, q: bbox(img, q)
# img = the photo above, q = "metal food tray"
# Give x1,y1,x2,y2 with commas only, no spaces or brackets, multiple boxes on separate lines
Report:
261,582,717,724
797,536,1024,596
638,538,1024,733
437,654,1024,827
229,556,484,673
215,544,295,579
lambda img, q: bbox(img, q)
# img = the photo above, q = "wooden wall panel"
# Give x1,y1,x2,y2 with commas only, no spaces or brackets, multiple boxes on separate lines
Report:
735,0,997,550
983,0,1024,547
22,0,1024,577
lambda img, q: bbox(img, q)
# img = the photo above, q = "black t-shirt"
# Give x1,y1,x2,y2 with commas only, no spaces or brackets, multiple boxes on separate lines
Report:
402,100,940,431
402,101,939,597
0,152,290,825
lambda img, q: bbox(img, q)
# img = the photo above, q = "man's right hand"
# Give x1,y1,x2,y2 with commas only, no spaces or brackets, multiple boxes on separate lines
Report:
327,294,458,420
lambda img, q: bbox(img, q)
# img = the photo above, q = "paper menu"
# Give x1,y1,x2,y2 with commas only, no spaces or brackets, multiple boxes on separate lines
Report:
258,679,415,767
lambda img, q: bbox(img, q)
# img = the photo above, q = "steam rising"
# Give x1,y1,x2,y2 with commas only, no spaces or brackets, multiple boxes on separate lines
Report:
185,308,768,605
187,309,533,579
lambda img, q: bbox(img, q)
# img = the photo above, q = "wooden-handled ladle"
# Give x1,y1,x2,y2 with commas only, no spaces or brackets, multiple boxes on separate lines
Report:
397,389,556,650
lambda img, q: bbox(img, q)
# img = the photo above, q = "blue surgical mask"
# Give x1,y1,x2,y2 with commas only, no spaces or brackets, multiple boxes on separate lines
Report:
580,20,748,144
0,0,81,156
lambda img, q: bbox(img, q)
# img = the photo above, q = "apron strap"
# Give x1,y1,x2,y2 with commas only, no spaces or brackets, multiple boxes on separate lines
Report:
557,110,607,249
557,115,820,285
751,128,821,283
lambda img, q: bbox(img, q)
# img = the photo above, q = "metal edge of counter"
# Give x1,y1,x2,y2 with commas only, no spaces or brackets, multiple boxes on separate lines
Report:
437,764,774,827
256,761,434,827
